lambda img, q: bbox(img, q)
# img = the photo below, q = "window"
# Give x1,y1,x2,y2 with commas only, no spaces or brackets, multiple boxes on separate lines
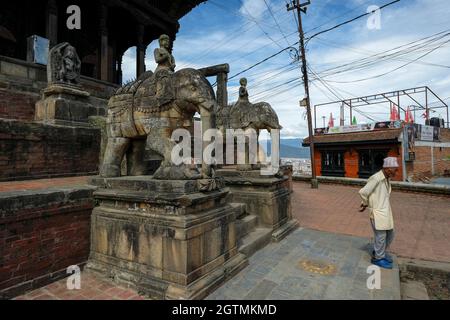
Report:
358,149,389,179
321,150,345,177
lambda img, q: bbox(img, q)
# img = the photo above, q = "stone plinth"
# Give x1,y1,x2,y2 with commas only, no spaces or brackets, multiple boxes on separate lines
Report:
35,83,103,125
215,169,298,242
86,176,247,300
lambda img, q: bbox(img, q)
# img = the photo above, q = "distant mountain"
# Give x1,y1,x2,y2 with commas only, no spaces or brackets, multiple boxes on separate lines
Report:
261,139,310,159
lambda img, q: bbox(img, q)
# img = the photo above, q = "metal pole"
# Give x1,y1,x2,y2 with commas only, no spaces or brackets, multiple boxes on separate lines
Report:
314,105,317,129
288,0,317,188
350,100,353,125
425,88,429,124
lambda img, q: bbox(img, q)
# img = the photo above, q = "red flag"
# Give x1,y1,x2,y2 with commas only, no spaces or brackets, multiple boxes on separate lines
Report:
394,104,400,121
389,103,400,121
405,106,414,123
391,103,400,121
328,113,334,128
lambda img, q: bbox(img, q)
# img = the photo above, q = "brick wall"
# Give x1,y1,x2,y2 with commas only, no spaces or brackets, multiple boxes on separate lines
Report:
0,55,117,122
405,128,450,181
0,88,40,121
0,119,101,181
0,187,95,299
407,145,450,180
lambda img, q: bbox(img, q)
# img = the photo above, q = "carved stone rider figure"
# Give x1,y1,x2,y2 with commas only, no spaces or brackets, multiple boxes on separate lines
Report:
154,34,175,103
231,77,252,128
238,77,249,104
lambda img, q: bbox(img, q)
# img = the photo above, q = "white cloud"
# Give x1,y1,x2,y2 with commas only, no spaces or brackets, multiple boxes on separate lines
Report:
239,0,269,20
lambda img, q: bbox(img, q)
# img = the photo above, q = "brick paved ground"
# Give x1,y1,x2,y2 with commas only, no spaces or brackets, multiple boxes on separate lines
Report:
13,271,146,300
292,182,450,263
0,176,90,193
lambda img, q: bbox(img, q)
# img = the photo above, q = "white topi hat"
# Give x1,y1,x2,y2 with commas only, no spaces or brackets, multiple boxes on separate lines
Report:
383,157,399,168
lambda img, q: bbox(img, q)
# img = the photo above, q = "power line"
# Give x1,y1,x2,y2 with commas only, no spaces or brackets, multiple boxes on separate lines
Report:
324,38,450,83
264,0,291,47
230,0,401,84
179,0,293,68
313,30,450,78
305,0,401,44
228,45,298,81
312,36,450,71
304,0,373,35
241,1,285,50
308,65,380,122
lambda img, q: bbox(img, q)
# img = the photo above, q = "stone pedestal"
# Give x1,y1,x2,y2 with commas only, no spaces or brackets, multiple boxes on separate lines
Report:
87,176,247,300
35,83,103,125
216,169,298,242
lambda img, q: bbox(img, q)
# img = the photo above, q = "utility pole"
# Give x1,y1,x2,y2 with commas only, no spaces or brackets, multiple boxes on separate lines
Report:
287,0,318,189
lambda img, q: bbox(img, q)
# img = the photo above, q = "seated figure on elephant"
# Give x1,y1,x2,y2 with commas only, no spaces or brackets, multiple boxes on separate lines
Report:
217,78,282,170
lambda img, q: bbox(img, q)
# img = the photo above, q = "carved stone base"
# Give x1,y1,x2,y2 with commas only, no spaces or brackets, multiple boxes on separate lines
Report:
87,176,248,300
215,169,298,241
35,83,104,125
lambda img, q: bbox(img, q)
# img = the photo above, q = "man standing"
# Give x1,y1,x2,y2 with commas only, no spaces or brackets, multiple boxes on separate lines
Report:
359,157,399,269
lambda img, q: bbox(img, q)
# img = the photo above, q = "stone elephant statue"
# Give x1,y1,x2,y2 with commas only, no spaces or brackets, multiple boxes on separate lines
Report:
101,68,217,180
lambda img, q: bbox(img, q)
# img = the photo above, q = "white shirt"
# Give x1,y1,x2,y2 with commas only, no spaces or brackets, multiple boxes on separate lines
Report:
359,170,394,230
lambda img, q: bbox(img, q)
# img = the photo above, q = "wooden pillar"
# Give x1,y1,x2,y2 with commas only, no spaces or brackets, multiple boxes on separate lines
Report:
136,24,146,78
45,0,58,47
99,4,109,81
117,54,123,85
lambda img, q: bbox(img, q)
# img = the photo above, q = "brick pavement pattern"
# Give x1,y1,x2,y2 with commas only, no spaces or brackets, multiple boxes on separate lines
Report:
13,271,145,300
0,176,90,193
292,182,450,263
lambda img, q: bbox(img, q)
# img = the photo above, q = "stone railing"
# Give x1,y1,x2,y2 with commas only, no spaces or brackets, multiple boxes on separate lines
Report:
293,175,450,196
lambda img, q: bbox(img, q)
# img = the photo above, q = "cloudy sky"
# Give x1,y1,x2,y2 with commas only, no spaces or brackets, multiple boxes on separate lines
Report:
122,0,450,139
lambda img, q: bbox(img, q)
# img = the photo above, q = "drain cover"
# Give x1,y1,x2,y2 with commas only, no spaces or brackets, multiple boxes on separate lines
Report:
298,259,337,275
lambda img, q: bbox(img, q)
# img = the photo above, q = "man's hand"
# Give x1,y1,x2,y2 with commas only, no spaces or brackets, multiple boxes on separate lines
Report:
359,204,368,212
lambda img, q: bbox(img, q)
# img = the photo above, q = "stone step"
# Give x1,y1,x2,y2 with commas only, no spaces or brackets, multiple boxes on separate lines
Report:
238,227,272,258
401,281,430,300
230,202,246,219
236,214,258,240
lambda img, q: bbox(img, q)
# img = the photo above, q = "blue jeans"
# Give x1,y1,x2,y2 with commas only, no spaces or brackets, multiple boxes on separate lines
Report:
370,219,395,260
